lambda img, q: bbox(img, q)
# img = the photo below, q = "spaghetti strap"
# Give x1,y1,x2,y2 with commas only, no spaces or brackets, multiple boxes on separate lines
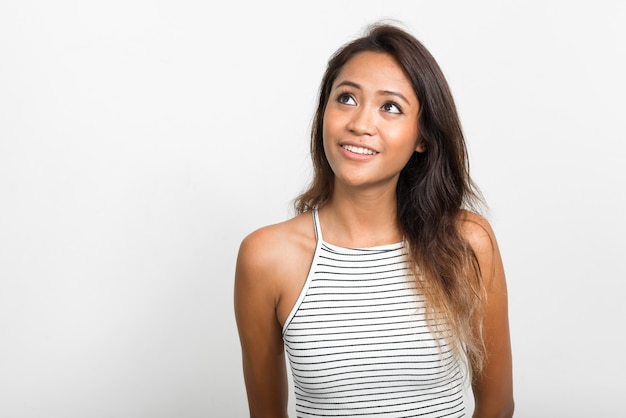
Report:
312,208,323,242
282,209,324,336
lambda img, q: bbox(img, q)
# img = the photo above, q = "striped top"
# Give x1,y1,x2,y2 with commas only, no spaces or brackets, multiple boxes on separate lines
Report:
282,210,466,418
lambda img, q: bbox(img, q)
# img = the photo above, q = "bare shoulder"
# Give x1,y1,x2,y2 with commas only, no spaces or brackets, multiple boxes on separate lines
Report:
457,210,498,256
457,210,506,291
235,212,316,299
237,212,314,271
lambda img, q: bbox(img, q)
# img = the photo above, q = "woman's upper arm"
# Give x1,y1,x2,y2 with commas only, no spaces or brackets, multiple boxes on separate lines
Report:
234,229,289,418
461,213,514,418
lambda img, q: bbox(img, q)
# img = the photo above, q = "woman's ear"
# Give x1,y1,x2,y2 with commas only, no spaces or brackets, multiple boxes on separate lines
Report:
415,138,426,153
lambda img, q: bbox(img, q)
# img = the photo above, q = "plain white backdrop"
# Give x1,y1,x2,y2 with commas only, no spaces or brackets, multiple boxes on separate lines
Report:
1,1,625,417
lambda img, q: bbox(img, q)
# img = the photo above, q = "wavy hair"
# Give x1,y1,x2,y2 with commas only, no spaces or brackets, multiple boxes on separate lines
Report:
294,22,487,378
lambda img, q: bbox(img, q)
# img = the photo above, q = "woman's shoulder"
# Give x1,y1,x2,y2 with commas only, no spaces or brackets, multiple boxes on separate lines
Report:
236,212,318,326
457,210,505,289
236,212,316,276
457,210,498,254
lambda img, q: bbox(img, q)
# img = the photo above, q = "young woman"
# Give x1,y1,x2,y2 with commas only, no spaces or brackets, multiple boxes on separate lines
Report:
234,22,514,418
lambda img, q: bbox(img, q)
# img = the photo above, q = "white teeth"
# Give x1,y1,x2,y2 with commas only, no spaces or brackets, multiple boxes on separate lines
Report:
342,144,377,155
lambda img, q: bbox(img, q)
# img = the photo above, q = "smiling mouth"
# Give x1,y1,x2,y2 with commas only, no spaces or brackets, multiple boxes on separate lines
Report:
341,144,378,155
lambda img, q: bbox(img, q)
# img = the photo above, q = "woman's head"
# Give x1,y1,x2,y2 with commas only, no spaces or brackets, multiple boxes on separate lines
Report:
297,22,479,215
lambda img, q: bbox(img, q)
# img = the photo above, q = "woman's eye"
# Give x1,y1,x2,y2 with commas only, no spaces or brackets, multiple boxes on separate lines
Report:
382,102,402,114
338,93,356,106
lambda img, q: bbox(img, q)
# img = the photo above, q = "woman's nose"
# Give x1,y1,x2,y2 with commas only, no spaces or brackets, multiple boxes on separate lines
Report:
348,106,376,136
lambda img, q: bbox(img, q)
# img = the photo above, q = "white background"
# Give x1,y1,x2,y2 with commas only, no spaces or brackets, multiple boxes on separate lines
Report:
1,1,625,417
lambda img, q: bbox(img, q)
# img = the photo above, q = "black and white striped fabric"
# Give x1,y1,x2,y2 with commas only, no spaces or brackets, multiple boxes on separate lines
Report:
282,210,466,417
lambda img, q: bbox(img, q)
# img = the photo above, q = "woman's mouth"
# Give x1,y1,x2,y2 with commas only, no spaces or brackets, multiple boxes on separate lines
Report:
341,144,378,155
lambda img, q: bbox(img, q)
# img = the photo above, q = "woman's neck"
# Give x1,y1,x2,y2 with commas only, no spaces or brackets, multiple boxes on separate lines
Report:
319,188,402,248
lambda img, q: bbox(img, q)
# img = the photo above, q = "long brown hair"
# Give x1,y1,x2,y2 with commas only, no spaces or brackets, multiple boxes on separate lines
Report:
295,22,487,378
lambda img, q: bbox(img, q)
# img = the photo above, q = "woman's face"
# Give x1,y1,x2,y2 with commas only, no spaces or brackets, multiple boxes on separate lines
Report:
322,51,423,193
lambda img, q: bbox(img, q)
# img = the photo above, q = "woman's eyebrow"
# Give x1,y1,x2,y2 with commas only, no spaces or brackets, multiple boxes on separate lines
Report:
379,89,410,105
334,80,361,90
